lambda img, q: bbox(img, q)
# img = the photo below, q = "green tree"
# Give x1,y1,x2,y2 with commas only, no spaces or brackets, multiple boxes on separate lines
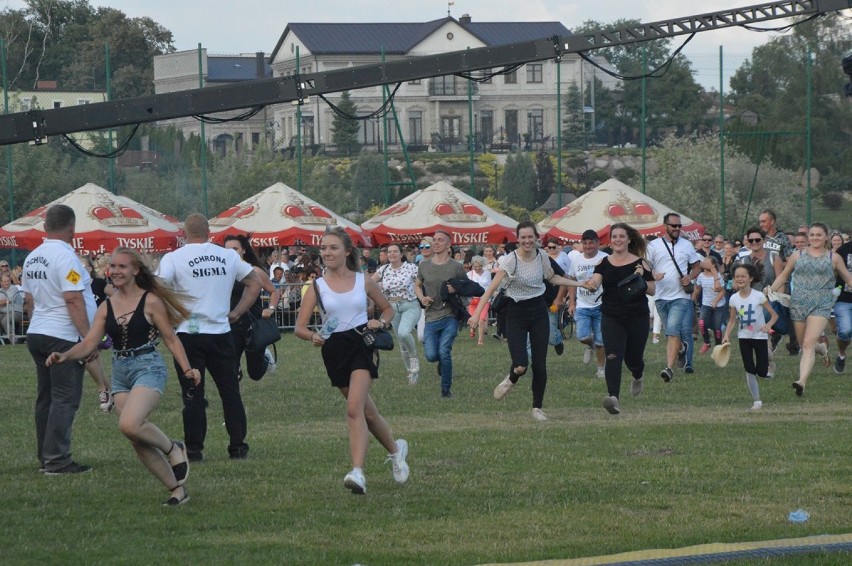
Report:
534,148,554,208
331,91,361,156
561,83,586,149
728,15,852,176
351,152,385,210
499,152,536,209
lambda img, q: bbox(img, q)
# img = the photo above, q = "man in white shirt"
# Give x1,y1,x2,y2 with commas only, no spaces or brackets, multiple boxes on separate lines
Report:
22,204,96,474
647,213,705,381
158,213,261,461
567,230,609,377
267,249,290,278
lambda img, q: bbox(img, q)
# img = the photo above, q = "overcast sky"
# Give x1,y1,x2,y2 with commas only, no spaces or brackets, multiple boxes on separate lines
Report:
5,0,839,86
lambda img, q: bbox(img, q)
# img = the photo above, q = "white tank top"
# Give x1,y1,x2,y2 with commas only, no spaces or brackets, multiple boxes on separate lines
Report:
315,272,369,332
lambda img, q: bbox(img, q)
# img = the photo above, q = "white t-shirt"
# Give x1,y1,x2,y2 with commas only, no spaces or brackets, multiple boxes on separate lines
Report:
728,288,769,340
568,250,608,309
552,250,572,276
268,261,290,278
697,273,726,308
21,239,96,341
647,237,702,301
157,242,254,334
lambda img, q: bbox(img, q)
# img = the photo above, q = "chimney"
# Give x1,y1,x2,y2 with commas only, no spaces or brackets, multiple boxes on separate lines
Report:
256,52,266,79
459,14,471,24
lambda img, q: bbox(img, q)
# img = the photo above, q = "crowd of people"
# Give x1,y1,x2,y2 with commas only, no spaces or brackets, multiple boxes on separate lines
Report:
10,203,851,504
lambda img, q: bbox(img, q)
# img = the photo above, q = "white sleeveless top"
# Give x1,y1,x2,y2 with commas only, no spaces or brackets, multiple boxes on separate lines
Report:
315,272,369,332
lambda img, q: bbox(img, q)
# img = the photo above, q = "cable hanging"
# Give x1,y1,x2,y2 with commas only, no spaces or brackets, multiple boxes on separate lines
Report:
318,83,403,120
455,63,524,82
578,32,696,81
62,124,140,159
192,105,266,123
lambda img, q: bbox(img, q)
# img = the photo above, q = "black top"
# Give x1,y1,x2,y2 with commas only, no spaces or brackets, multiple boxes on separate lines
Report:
105,292,158,350
91,277,108,306
594,257,654,317
230,276,264,330
835,241,852,304
541,256,565,306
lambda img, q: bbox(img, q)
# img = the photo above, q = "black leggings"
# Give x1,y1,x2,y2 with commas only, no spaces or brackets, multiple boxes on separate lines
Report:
738,338,769,377
505,296,550,409
601,312,649,398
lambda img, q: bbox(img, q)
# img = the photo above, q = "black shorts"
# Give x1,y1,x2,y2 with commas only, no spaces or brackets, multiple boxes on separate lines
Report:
321,327,379,388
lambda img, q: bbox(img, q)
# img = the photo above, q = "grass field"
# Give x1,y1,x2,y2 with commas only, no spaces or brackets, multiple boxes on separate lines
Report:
1,328,850,565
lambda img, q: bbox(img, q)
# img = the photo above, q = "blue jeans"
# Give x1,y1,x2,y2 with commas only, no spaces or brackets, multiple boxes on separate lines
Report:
391,299,421,371
575,305,603,347
835,301,852,342
547,310,562,346
423,316,459,392
699,305,726,345
656,298,695,366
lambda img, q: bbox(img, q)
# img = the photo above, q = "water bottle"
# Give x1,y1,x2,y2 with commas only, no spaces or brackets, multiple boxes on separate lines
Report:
832,285,842,298
318,315,338,339
188,313,200,334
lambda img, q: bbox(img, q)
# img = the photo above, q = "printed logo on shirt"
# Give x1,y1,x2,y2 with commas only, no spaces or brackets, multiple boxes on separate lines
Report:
66,269,81,285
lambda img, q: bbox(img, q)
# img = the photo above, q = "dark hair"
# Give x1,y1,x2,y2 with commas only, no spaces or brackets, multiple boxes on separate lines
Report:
385,243,405,261
223,234,264,270
516,220,538,238
745,226,765,239
662,212,681,225
111,247,190,326
44,204,76,233
323,226,359,271
759,209,777,222
610,223,647,257
732,262,760,284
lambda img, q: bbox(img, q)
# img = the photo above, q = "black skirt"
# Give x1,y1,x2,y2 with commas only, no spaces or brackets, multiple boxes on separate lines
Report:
320,326,379,388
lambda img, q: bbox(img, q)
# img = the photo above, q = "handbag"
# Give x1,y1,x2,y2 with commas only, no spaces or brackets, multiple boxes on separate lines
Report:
616,271,648,303
356,326,395,351
490,251,518,314
245,312,281,352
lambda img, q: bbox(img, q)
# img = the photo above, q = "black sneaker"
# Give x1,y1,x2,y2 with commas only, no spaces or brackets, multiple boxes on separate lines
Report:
44,462,92,475
441,388,453,398
834,355,846,374
187,450,204,463
676,342,686,369
554,342,564,356
684,364,695,374
660,367,674,383
229,446,249,460
770,333,783,353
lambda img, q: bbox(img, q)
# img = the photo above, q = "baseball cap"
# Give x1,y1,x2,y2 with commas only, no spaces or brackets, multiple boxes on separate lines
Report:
581,229,599,241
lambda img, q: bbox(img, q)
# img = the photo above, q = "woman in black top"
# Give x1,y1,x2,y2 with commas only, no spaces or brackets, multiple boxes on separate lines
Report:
587,223,656,415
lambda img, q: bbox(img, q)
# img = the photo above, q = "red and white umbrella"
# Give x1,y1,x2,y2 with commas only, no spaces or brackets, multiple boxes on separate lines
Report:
0,183,183,253
208,182,370,247
361,181,518,245
538,179,704,245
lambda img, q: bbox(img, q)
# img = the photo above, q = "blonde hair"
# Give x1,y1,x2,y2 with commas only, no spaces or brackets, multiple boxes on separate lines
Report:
112,247,191,326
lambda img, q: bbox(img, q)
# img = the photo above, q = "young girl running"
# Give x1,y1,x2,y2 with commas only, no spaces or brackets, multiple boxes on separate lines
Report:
694,256,727,354
723,264,778,410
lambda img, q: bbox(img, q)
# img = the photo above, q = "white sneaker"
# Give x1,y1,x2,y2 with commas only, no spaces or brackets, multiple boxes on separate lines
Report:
343,468,366,494
596,366,605,379
264,348,277,376
766,359,776,379
583,346,593,364
387,439,409,484
603,396,621,414
652,335,660,344
493,374,515,400
749,401,763,411
630,377,644,397
531,408,547,421
407,358,420,385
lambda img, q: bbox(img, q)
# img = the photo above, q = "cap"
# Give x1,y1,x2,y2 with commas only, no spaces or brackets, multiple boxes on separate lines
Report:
581,229,599,241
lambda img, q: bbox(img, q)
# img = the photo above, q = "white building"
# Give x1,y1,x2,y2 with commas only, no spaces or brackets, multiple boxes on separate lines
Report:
269,15,618,153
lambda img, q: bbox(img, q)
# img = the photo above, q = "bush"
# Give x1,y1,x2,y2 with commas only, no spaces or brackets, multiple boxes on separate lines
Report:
587,169,611,187
823,192,844,211
615,167,638,184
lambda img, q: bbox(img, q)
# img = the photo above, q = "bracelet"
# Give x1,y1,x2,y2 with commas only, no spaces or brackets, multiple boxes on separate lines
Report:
183,368,193,376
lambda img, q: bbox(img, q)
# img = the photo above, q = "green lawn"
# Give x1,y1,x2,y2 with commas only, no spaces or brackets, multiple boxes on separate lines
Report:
1,330,849,565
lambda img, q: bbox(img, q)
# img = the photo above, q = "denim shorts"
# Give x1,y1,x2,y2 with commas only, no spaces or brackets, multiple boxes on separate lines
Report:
111,351,168,395
655,298,693,338
574,305,603,346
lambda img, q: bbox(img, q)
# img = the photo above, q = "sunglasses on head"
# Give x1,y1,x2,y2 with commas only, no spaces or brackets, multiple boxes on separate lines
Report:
419,244,431,249
748,238,763,244
667,223,682,228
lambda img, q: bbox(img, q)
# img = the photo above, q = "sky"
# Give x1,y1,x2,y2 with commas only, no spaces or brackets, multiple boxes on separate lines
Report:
4,0,843,86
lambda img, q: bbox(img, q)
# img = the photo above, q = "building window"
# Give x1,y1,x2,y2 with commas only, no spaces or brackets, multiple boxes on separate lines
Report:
77,99,91,105
526,64,543,83
408,79,421,85
430,75,456,96
504,110,518,143
408,111,422,145
527,109,544,141
360,117,376,146
479,68,492,84
53,101,62,109
385,117,398,145
302,115,315,145
251,132,260,146
504,69,517,84
441,116,461,144
480,110,493,145
21,98,32,110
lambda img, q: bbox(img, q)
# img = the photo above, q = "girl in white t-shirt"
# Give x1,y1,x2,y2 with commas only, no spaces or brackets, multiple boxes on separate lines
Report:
723,264,778,410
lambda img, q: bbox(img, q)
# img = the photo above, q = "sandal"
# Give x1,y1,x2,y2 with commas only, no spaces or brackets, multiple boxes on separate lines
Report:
162,485,190,507
165,440,189,486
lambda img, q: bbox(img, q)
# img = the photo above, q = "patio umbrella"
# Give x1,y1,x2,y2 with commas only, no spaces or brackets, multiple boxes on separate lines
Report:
208,182,370,247
0,183,183,253
537,179,704,245
361,181,517,245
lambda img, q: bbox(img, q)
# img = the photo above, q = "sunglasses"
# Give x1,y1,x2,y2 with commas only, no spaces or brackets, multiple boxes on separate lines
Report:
546,245,557,250
0,264,8,268
702,238,713,242
748,238,763,244
419,244,431,250
667,224,682,228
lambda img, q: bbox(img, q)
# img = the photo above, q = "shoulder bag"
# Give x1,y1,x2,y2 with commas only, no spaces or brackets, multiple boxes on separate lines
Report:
245,310,281,352
490,251,517,314
662,238,695,294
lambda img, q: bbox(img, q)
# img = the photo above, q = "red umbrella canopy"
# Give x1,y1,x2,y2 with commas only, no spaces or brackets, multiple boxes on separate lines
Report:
537,179,704,245
209,182,370,247
361,181,518,245
0,183,183,253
